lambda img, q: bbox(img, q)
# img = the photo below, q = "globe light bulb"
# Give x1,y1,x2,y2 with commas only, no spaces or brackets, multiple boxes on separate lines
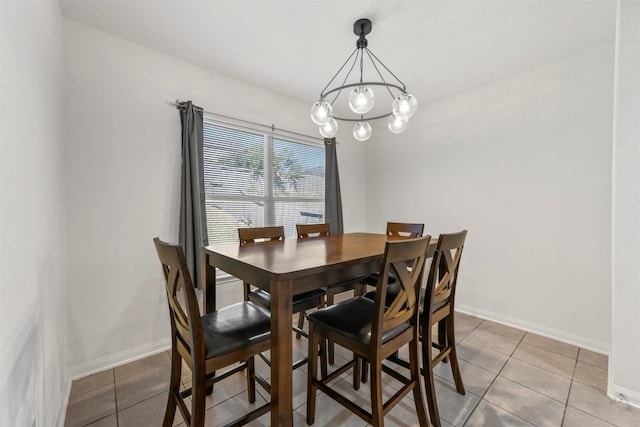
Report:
387,114,408,134
310,100,333,125
392,93,418,120
348,86,375,114
353,122,372,141
319,118,338,138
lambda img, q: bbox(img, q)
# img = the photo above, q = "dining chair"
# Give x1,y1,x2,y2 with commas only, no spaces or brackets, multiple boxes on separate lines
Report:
361,221,425,306
153,237,271,427
362,221,425,288
421,230,467,426
296,223,367,364
306,236,432,427
358,221,425,381
238,226,327,372
386,230,468,427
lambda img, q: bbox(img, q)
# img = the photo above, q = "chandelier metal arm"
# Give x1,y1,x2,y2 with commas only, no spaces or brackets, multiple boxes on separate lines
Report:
329,49,360,105
363,48,395,99
319,47,358,98
366,48,408,92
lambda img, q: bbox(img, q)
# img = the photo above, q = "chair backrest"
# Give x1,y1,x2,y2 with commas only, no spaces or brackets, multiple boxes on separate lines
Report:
296,223,331,239
371,236,432,343
153,238,202,358
238,226,285,246
423,230,467,317
386,222,424,238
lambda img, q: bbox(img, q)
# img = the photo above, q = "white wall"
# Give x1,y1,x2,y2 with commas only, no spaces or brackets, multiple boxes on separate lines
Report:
366,39,616,351
63,19,367,376
0,1,68,425
611,0,640,407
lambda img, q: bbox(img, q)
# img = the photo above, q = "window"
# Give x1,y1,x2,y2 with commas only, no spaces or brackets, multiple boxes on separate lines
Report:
203,119,325,244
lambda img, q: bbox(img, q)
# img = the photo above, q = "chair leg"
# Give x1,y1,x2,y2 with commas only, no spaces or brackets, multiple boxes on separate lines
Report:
206,372,215,395
296,310,306,339
438,319,448,363
423,328,441,427
446,315,465,394
353,355,361,390
361,358,369,383
163,347,181,427
247,356,256,403
409,338,429,426
326,290,336,365
318,338,328,379
369,358,384,427
191,360,207,427
361,349,395,383
306,324,319,425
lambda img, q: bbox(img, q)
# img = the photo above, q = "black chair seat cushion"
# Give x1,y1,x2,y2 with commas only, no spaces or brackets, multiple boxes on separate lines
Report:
249,288,326,314
307,297,409,346
201,301,271,359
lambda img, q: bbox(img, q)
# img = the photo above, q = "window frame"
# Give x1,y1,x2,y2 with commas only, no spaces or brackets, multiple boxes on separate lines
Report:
202,114,326,241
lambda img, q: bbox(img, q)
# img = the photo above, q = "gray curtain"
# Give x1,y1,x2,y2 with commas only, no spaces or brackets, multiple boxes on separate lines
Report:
179,101,208,288
324,137,344,234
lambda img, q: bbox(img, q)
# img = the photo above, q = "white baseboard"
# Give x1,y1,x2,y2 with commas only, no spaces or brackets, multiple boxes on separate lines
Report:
68,338,171,380
456,304,610,355
608,384,640,410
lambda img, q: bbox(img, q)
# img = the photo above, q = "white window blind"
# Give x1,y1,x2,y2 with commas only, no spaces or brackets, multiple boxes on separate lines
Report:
203,119,325,244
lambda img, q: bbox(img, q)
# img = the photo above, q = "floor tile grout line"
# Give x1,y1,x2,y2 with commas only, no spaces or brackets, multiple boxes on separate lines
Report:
558,347,580,426
565,396,619,427
495,358,574,406
470,333,581,384
577,347,609,370
520,334,581,360
566,380,627,427
112,368,120,427
460,323,532,427
446,317,486,426
67,313,623,427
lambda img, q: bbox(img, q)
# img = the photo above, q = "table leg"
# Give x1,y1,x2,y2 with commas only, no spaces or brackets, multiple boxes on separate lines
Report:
269,279,294,427
202,252,216,314
202,252,217,394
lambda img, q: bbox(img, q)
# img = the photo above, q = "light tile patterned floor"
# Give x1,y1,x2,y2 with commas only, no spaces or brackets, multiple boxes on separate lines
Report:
65,311,640,426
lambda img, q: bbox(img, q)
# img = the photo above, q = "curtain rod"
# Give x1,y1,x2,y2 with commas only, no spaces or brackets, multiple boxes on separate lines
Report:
174,100,203,113
172,100,327,143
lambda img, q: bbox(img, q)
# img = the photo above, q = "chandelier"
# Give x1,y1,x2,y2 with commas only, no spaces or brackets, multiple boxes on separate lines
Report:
310,18,417,142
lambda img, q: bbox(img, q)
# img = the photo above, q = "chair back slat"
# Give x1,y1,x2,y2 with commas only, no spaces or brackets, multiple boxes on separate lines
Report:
424,230,467,314
386,222,424,238
296,223,331,239
372,236,431,340
153,238,202,354
239,226,285,246
165,267,190,332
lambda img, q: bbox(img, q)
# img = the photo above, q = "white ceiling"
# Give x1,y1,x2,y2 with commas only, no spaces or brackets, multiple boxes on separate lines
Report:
59,0,616,108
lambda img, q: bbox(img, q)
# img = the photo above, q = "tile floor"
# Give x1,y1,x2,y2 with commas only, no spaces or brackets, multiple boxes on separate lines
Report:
64,311,640,426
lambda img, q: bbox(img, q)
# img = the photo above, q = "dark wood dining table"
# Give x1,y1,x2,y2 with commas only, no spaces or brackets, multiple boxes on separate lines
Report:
201,232,414,426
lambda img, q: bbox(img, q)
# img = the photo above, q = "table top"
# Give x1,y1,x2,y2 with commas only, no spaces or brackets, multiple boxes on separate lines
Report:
203,232,399,276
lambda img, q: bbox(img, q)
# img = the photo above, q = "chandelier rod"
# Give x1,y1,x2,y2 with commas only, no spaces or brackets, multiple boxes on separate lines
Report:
366,47,407,92
319,47,358,98
363,48,395,99
329,49,360,105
